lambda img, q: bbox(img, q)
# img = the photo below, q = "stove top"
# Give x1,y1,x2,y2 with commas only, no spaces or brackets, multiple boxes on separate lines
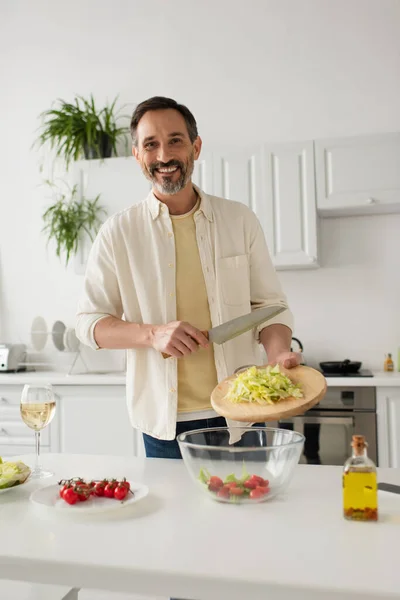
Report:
320,369,374,378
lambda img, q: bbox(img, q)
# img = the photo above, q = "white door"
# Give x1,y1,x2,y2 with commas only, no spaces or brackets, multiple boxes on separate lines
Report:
315,133,400,216
377,387,400,468
55,385,139,456
263,141,318,269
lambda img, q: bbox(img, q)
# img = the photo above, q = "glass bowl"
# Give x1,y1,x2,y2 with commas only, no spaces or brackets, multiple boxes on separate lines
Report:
177,427,304,504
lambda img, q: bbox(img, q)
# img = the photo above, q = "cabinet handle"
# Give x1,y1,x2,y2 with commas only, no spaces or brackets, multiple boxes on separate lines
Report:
0,397,9,404
0,427,8,436
367,197,377,204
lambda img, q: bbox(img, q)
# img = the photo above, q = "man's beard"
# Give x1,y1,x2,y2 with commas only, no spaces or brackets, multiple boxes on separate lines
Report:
144,151,195,195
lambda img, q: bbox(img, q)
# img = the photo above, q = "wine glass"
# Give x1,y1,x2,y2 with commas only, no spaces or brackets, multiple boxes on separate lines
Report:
20,384,56,479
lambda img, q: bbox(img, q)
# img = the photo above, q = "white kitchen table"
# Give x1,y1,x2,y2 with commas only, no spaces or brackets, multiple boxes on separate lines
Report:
1,454,400,600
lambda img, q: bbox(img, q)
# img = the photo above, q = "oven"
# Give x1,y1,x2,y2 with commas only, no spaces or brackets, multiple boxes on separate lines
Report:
273,386,377,466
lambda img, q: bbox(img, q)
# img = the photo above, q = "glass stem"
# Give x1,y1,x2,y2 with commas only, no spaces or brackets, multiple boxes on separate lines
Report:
35,431,41,472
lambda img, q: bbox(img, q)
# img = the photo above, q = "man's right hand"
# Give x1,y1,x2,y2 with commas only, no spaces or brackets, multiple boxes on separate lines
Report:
151,321,209,358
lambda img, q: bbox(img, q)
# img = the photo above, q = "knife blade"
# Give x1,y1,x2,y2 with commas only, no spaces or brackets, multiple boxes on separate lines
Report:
162,304,286,358
208,304,286,345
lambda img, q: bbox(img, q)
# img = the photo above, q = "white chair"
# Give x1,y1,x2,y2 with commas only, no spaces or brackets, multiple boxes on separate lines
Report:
1,580,79,599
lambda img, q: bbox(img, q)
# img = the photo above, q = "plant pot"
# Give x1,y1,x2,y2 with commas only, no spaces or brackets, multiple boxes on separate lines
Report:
83,132,113,160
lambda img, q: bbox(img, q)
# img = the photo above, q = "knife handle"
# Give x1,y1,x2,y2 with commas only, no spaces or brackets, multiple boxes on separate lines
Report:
162,330,209,359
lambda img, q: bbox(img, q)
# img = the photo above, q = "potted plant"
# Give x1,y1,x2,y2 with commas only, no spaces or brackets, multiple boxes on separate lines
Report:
42,179,107,266
35,95,128,168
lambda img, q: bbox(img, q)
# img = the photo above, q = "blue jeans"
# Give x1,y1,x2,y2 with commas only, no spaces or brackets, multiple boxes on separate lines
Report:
143,417,265,459
143,416,227,458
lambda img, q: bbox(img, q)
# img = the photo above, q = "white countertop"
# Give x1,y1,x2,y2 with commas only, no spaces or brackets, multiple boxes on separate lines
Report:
0,371,126,385
1,370,400,386
1,454,399,600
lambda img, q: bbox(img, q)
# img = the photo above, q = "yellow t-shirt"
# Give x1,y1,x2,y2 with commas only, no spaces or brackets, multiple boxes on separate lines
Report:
171,201,218,414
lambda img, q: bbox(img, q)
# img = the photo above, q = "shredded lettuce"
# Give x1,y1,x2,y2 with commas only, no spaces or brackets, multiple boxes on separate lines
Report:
0,458,31,489
226,365,303,405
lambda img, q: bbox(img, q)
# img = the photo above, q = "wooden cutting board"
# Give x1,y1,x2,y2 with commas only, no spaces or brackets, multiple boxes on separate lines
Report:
210,365,327,422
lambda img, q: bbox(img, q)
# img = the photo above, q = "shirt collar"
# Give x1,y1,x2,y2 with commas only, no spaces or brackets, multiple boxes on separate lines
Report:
146,184,213,222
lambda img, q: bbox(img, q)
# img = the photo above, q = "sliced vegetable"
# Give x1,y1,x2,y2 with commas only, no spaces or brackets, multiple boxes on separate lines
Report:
198,466,271,502
0,458,31,490
226,364,303,405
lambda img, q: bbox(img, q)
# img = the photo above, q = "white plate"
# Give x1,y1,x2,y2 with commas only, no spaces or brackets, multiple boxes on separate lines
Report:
52,321,66,351
63,327,80,353
0,479,30,494
31,316,48,351
29,482,149,514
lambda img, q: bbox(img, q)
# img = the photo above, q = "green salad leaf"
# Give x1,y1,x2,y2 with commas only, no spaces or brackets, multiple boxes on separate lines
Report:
0,459,31,489
226,365,303,405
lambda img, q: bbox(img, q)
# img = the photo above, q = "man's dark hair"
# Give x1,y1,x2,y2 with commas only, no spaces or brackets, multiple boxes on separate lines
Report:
130,96,198,147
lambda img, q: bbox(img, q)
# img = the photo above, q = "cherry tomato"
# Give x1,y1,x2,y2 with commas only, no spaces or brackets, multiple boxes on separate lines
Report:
230,487,244,496
249,488,266,500
114,485,128,501
249,475,267,486
217,486,230,499
104,483,116,498
244,479,258,490
257,485,270,495
63,487,79,505
119,479,130,491
59,484,69,499
224,482,239,490
73,483,90,502
208,476,224,492
93,482,106,497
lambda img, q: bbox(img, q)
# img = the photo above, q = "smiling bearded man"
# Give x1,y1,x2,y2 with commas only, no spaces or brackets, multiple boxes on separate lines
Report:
76,96,300,460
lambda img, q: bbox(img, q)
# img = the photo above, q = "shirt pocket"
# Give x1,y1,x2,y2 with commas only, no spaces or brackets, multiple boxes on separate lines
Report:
218,254,250,306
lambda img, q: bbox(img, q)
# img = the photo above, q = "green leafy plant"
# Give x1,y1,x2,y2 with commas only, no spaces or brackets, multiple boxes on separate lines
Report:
35,95,129,169
42,180,107,266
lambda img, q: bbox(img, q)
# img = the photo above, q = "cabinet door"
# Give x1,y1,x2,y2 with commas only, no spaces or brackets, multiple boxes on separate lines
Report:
315,133,400,216
212,145,318,270
192,151,214,194
263,141,318,269
56,386,137,456
377,387,400,468
71,157,152,275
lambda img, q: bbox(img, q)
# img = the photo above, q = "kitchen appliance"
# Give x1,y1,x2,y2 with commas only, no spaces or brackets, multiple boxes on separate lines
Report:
319,359,362,375
162,304,286,358
0,344,27,372
291,337,304,354
277,385,377,466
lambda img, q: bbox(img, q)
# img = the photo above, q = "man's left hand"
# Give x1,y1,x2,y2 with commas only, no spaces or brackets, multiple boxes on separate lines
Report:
270,352,302,369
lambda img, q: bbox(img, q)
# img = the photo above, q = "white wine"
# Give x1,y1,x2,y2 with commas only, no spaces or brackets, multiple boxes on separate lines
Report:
20,402,56,431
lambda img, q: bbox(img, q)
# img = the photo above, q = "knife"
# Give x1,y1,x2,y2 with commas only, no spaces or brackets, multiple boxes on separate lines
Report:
162,304,286,358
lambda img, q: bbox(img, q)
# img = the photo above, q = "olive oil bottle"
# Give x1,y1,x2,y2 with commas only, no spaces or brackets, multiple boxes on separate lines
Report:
343,435,378,521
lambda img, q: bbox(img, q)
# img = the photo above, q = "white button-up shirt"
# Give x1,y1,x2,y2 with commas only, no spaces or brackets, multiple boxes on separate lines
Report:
75,186,294,440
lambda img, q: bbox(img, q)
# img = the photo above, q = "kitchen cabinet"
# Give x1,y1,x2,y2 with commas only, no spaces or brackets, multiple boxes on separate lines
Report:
54,385,144,457
315,133,400,216
262,141,318,269
70,146,319,271
212,144,318,269
376,387,400,468
71,157,151,275
0,383,145,458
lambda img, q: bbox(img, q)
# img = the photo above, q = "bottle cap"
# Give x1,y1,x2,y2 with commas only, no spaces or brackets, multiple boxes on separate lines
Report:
351,435,368,454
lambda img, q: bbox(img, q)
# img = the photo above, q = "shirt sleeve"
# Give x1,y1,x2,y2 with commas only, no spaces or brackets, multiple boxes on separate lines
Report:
246,210,294,340
75,222,123,350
